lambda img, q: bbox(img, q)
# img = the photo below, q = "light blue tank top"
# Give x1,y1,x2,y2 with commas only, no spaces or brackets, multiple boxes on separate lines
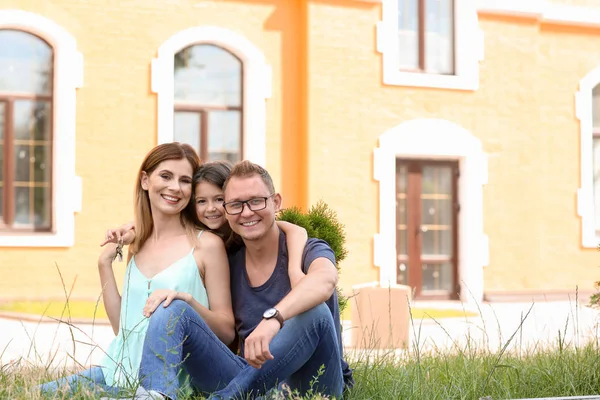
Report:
101,231,209,392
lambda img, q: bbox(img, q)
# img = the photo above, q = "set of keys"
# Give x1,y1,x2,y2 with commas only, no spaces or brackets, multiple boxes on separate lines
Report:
114,237,124,263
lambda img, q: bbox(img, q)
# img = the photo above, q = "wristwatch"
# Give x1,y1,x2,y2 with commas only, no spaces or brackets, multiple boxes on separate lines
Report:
262,307,284,329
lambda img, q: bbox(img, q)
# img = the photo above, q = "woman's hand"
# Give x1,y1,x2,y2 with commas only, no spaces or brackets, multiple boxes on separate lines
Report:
100,222,135,246
143,289,192,318
98,242,118,266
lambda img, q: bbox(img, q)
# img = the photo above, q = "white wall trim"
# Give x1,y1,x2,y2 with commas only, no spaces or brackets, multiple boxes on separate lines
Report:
477,0,600,28
377,0,483,91
0,10,82,247
575,67,600,248
373,119,488,303
152,26,271,166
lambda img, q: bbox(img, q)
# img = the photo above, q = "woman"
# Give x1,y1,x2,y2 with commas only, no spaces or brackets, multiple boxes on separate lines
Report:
39,143,234,398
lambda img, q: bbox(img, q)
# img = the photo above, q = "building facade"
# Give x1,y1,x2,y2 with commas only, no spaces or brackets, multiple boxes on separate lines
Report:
1,0,600,303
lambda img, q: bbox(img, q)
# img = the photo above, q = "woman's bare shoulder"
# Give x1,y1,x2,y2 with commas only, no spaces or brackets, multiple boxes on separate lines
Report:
195,230,226,249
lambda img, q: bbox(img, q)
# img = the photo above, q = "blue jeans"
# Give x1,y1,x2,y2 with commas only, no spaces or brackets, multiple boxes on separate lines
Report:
38,366,122,397
139,300,344,400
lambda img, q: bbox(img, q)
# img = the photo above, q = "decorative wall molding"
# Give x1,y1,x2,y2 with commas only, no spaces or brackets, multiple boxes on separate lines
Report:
373,119,488,303
0,10,83,247
477,0,600,28
152,26,271,166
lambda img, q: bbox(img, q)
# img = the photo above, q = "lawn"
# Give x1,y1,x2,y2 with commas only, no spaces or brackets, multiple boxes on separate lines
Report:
5,338,600,399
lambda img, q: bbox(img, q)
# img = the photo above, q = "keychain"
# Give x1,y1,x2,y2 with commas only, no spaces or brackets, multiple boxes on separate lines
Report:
114,237,124,262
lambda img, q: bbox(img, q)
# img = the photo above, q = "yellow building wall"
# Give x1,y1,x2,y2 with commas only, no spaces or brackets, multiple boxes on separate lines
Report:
0,0,304,299
305,3,600,294
2,0,600,300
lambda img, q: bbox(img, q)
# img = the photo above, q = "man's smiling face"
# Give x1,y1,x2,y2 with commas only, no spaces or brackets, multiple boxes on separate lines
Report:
224,174,281,242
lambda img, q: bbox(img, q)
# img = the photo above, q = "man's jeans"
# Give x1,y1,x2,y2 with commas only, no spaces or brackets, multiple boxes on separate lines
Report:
139,300,344,400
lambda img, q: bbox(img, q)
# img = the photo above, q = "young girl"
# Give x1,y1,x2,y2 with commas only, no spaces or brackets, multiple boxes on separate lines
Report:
39,143,236,398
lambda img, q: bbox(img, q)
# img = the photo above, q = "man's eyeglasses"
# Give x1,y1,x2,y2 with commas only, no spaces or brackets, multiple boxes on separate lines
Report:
223,194,275,215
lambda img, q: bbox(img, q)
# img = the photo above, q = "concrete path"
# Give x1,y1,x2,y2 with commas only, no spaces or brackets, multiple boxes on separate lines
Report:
0,316,113,370
342,300,600,354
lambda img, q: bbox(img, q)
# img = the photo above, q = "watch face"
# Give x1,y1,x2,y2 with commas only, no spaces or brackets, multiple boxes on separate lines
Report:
263,308,276,318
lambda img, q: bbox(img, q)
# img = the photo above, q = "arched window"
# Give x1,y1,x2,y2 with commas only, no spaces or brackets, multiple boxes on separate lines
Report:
0,29,53,231
173,44,242,163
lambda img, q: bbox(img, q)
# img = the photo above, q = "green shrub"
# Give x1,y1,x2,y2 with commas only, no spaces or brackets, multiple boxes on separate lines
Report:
278,200,349,315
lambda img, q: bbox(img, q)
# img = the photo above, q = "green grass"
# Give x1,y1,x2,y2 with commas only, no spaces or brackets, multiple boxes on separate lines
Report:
345,341,600,399
6,335,600,399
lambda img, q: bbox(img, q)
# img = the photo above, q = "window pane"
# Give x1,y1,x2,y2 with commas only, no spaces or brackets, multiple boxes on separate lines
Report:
425,0,454,74
34,186,50,228
14,186,30,225
398,0,419,69
33,102,51,140
34,145,50,183
395,163,407,256
174,45,242,107
208,110,241,163
174,112,201,154
593,138,600,230
422,228,452,255
13,100,51,141
422,165,452,194
14,100,32,140
422,198,451,225
422,262,453,293
593,85,600,129
15,145,30,182
0,30,52,95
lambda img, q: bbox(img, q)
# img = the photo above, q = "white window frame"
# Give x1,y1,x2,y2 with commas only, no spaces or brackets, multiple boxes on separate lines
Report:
376,0,483,91
373,118,488,302
151,26,271,166
0,10,83,247
575,67,600,248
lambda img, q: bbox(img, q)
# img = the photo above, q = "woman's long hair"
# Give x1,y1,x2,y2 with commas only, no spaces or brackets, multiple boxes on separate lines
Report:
128,142,201,262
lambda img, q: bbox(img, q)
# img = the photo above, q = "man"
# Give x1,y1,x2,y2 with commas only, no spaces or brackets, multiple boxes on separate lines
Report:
114,161,353,400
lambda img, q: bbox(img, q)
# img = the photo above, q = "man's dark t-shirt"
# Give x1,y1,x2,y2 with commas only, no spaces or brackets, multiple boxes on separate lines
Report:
228,229,354,389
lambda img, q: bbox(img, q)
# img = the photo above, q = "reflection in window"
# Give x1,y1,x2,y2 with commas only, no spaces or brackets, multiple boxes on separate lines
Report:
0,30,53,231
173,44,242,163
397,0,454,74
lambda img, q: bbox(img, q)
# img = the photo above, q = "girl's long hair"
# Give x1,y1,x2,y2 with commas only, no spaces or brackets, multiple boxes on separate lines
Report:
128,142,201,262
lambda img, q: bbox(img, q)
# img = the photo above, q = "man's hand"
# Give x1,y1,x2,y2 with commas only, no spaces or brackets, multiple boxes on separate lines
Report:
244,318,281,369
143,289,192,318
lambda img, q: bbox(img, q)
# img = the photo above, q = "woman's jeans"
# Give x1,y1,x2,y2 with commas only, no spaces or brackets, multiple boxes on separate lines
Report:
38,366,122,397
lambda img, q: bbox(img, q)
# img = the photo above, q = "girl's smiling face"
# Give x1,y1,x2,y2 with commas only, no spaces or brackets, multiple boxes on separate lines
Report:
195,180,226,230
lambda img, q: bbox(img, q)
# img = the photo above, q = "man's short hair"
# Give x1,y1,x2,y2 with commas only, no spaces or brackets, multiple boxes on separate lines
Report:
224,160,276,194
